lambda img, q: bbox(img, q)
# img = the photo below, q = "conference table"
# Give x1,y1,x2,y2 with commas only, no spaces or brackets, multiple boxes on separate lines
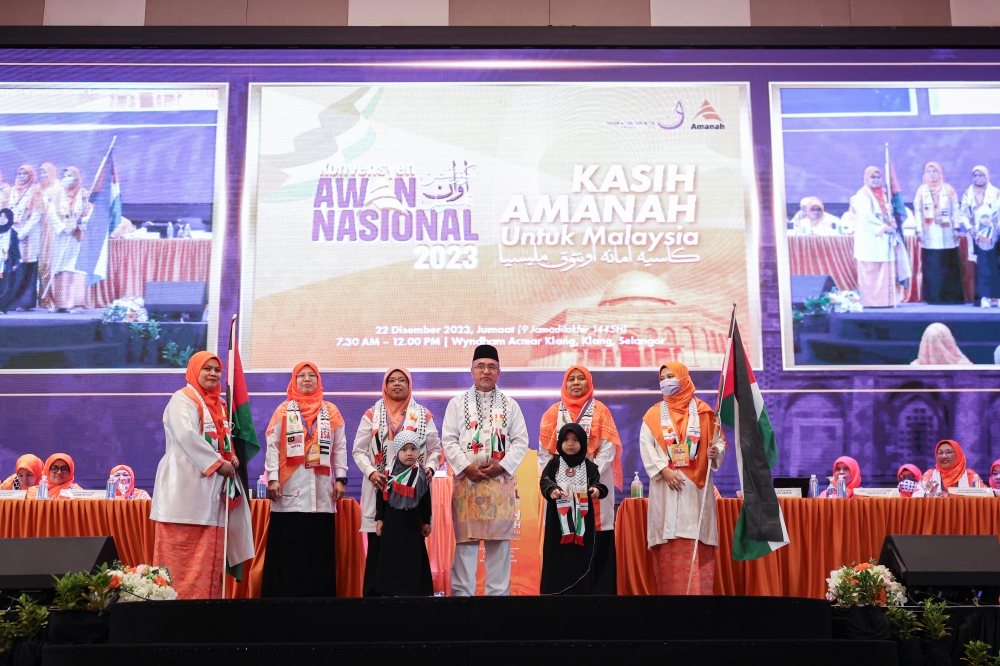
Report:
84,238,212,309
3,496,998,599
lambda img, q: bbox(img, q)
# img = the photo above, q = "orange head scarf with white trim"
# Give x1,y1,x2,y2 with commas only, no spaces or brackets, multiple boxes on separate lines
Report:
641,362,717,489
1,454,43,490
539,366,624,489
270,363,344,487
934,439,969,490
382,367,413,436
42,453,76,499
180,351,229,457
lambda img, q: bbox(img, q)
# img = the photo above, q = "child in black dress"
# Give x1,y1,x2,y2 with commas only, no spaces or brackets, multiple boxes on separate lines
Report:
540,423,608,595
374,429,434,596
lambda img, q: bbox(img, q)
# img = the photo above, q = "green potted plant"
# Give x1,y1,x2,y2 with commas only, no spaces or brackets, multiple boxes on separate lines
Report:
0,594,49,666
886,605,924,666
920,599,952,666
826,559,905,640
47,566,113,646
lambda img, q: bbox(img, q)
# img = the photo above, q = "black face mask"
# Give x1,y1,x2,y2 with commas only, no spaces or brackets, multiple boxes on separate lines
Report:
556,423,588,467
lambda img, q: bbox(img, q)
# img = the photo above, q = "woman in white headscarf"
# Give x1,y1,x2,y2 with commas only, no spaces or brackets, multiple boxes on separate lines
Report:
851,166,901,307
959,166,1000,306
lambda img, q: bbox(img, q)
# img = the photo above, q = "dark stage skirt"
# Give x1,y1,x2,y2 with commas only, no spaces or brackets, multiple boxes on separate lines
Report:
374,505,433,597
260,511,337,598
540,497,598,595
592,530,618,595
921,248,964,304
976,246,1000,300
0,261,37,312
363,531,381,597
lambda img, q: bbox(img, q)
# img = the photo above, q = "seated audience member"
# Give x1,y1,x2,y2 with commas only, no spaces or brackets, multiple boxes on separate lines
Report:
0,454,43,490
789,197,840,236
914,440,985,497
26,453,83,499
989,459,1000,491
110,464,151,500
819,456,861,497
911,323,973,366
897,464,922,497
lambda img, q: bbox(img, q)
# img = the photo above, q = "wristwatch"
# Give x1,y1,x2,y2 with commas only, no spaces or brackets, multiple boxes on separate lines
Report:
335,477,348,486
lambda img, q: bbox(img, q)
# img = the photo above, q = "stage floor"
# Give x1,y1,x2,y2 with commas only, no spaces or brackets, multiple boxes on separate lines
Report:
41,596,898,666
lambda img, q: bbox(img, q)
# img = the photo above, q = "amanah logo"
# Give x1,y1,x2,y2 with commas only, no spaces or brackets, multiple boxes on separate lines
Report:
690,100,724,130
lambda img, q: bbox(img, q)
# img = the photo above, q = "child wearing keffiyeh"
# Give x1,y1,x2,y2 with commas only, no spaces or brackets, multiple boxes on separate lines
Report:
539,423,607,595
374,430,433,596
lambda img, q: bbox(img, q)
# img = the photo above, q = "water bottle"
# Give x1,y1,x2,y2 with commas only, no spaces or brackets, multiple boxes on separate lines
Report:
36,475,50,500
630,472,643,499
166,221,174,238
808,474,819,498
106,477,117,500
837,473,847,499
256,474,267,500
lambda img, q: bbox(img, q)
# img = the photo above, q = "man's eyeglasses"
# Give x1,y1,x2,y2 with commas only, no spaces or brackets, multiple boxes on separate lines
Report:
473,363,499,372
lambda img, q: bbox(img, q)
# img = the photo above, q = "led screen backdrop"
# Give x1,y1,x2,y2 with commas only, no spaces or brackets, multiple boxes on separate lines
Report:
0,48,998,502
241,82,761,371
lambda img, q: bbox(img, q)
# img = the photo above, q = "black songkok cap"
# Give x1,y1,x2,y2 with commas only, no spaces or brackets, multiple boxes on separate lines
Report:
473,344,500,363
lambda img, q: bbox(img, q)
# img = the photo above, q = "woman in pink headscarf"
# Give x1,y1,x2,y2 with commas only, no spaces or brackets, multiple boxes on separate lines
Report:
352,367,442,596
915,162,963,303
910,323,972,366
988,459,1000,491
819,456,861,498
897,464,923,498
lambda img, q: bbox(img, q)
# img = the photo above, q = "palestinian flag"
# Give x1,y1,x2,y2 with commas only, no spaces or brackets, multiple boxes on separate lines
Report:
225,314,259,579
717,310,789,560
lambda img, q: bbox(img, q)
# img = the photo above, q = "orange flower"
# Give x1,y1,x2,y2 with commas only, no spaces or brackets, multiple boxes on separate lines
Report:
153,575,168,587
125,567,136,574
853,563,871,572
875,589,887,606
108,577,121,590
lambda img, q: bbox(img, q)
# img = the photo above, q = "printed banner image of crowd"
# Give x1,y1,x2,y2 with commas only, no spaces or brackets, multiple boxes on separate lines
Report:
771,83,1000,369
0,85,227,371
240,83,762,371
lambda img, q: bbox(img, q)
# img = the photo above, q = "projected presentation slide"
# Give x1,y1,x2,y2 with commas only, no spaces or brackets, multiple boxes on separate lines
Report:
0,84,227,371
241,83,762,371
773,83,1000,369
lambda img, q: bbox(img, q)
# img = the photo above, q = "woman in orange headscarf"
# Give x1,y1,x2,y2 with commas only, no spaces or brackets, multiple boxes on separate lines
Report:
818,456,861,498
23,454,83,498
150,351,253,600
352,366,441,596
539,365,623,594
915,162,963,304
790,196,840,236
109,464,150,500
260,362,349,598
638,362,726,595
915,440,985,497
1,454,44,491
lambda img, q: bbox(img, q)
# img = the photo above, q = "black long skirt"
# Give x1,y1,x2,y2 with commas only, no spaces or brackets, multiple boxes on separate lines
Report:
540,497,598,595
374,505,433,597
0,261,37,312
592,530,618,595
976,245,1000,300
362,532,381,597
260,511,337,598
921,248,964,304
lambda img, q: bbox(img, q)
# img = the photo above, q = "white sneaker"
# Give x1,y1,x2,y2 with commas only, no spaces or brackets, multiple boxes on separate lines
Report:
982,297,991,308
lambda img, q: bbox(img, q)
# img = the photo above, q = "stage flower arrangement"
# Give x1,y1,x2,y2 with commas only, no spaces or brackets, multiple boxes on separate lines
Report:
827,560,906,608
109,563,178,602
826,289,864,314
102,296,149,324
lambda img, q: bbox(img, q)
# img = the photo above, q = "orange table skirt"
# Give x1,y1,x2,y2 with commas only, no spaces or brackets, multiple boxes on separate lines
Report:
0,498,364,599
616,496,1000,598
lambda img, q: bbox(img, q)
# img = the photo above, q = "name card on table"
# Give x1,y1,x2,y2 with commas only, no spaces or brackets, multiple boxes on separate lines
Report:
62,489,108,499
947,487,996,497
0,490,27,499
853,488,901,498
774,488,802,498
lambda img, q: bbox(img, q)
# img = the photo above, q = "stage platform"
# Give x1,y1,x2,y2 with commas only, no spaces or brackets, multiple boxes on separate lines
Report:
794,303,1000,365
42,596,898,666
0,309,206,369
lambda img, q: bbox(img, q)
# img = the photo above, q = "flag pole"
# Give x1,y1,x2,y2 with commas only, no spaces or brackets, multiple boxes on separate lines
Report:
686,303,736,595
221,314,236,600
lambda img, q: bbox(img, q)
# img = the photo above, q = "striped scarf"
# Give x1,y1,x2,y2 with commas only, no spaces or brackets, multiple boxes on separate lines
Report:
554,458,589,545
